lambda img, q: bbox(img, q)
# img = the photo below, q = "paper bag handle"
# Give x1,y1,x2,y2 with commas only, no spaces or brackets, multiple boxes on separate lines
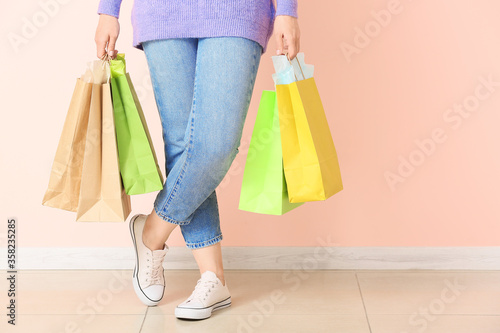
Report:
285,52,305,81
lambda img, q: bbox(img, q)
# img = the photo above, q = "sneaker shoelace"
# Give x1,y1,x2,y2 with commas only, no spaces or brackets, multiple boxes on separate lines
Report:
144,251,165,285
187,278,219,303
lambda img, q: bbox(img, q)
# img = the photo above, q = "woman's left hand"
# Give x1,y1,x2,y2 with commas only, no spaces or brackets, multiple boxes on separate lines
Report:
274,15,300,60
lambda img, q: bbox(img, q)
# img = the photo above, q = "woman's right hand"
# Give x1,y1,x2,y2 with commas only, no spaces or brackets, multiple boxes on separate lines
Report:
95,14,120,59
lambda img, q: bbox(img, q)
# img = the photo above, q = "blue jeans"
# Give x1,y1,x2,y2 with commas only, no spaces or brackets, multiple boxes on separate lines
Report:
142,37,262,249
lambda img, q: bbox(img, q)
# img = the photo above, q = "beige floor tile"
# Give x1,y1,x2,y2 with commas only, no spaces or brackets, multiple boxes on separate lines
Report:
368,314,500,333
0,314,144,333
9,270,147,315
3,268,499,333
357,271,500,315
142,313,371,333
148,269,366,316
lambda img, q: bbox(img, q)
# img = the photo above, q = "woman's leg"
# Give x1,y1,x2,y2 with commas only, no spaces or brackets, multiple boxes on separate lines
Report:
142,210,176,251
141,37,228,271
173,36,262,319
177,37,262,285
192,242,225,285
141,38,217,251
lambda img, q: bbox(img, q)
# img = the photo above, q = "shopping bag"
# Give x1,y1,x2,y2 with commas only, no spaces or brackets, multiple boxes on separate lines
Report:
109,54,164,195
42,74,93,211
238,90,304,215
274,53,343,202
76,60,131,222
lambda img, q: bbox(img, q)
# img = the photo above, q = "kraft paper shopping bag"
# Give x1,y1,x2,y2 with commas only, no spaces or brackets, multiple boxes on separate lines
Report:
42,77,93,212
76,60,131,221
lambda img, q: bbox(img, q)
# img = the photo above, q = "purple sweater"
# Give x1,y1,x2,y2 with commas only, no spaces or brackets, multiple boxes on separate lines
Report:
97,0,298,54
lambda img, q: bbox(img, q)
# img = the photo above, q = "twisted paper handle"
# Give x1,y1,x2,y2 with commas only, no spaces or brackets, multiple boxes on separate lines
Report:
99,53,112,82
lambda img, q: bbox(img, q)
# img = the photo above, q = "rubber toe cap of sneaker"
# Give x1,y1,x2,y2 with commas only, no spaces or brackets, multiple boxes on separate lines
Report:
143,284,164,301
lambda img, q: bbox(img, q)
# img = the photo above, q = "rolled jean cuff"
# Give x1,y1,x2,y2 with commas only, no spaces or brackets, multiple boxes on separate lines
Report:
185,234,223,249
154,205,192,225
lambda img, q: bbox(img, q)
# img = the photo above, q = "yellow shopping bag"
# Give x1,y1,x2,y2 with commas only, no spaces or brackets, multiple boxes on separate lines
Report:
275,55,343,203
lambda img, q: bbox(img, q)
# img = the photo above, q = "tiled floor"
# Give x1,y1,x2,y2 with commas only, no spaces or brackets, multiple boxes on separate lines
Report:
1,269,499,333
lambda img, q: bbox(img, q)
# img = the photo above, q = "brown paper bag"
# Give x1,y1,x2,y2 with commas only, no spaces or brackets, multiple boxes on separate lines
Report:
76,62,131,222
42,78,93,212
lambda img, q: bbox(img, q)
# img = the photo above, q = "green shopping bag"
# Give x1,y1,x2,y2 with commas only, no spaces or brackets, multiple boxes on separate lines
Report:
109,54,164,195
238,90,304,215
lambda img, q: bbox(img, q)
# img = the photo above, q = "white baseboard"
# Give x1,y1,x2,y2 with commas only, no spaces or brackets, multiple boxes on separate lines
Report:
2,247,500,270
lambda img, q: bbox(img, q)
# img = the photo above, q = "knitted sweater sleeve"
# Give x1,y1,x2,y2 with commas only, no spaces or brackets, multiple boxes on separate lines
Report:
276,0,298,18
97,0,122,18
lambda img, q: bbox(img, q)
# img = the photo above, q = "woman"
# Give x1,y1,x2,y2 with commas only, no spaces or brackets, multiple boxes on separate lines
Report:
94,0,300,320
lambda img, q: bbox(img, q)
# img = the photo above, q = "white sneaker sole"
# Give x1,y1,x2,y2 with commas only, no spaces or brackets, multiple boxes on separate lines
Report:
129,214,164,307
175,296,231,320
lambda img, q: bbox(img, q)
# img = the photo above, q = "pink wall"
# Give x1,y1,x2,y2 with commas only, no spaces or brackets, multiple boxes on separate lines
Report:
2,0,499,248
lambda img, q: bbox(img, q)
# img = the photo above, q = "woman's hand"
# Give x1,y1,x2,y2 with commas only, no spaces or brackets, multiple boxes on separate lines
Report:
95,14,120,59
274,15,300,61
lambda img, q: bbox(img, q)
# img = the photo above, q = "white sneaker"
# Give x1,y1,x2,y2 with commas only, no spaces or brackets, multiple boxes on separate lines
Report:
129,214,168,306
175,271,231,320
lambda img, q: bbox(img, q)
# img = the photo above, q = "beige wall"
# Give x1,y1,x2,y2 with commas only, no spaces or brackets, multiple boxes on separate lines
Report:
2,0,500,248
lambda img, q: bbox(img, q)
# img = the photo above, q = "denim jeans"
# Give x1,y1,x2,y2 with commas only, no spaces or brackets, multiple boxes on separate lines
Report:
142,37,262,249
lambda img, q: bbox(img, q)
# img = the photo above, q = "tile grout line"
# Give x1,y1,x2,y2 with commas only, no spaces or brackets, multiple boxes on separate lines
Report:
355,271,373,333
138,307,149,333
